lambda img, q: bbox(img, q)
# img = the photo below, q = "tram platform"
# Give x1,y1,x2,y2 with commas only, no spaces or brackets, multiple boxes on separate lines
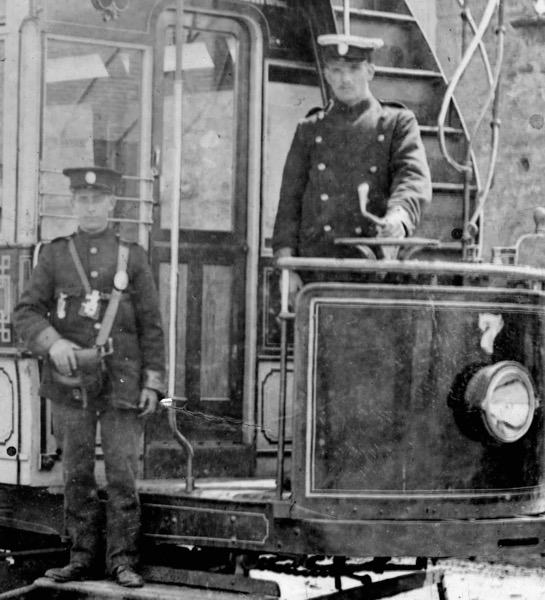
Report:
4,576,278,600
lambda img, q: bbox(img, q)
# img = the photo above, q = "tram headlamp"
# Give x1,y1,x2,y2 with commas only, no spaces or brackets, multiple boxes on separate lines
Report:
465,361,537,444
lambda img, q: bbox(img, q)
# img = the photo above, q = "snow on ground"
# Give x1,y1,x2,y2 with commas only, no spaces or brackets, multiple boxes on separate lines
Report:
251,559,545,600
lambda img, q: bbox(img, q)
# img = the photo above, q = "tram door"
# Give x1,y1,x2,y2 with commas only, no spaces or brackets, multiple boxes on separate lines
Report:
152,10,250,444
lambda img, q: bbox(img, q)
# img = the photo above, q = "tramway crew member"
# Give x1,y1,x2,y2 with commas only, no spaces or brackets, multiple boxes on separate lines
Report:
14,166,166,588
272,34,432,297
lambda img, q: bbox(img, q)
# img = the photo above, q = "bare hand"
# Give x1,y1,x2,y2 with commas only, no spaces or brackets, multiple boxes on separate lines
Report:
139,387,159,417
376,211,406,238
48,338,80,376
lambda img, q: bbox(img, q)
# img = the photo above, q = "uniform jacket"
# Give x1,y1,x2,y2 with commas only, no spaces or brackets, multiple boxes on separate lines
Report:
14,228,166,409
272,95,432,259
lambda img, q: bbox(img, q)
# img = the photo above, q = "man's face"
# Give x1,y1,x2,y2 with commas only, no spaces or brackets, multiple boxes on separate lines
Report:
72,189,115,233
324,60,374,106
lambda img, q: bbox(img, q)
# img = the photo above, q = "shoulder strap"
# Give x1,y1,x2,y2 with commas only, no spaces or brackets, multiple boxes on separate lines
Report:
95,243,130,348
68,239,92,295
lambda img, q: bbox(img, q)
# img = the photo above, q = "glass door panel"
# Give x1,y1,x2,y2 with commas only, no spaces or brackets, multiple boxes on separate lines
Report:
153,10,249,442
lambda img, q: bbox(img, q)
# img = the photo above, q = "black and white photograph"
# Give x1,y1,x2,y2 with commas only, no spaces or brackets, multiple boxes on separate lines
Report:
1,1,545,598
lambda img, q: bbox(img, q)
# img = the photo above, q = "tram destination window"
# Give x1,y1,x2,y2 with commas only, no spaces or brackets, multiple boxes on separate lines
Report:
261,64,322,254
41,39,144,240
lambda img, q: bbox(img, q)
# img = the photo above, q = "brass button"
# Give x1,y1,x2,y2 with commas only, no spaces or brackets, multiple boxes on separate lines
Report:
377,134,385,142
323,225,332,232
355,227,362,234
90,270,98,278
89,247,98,255
315,136,323,143
318,163,326,171
320,193,329,201
94,323,101,330
369,166,378,173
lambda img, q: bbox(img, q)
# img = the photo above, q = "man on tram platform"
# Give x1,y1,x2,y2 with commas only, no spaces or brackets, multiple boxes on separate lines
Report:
272,33,432,298
14,167,166,588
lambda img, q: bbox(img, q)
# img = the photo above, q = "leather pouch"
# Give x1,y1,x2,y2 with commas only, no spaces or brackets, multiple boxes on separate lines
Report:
51,348,105,398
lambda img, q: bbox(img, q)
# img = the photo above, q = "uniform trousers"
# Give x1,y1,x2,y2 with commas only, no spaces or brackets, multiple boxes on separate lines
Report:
52,401,143,573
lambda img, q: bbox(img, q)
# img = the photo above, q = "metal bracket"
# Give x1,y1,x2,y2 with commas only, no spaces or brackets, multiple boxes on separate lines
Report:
90,0,129,21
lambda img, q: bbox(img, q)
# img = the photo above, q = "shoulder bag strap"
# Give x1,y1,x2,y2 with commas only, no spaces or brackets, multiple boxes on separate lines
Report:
68,238,92,295
95,242,130,348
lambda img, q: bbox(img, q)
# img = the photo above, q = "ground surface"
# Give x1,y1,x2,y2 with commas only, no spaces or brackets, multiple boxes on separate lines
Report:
251,559,545,599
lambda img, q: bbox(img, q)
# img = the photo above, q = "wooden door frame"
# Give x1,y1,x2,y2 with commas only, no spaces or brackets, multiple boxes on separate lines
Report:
149,4,265,445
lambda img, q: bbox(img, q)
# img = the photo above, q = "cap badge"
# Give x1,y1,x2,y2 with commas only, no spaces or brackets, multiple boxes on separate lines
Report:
85,171,97,185
338,42,349,56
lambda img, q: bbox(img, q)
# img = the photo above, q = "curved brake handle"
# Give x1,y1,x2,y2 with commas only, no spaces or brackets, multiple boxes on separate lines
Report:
358,183,386,226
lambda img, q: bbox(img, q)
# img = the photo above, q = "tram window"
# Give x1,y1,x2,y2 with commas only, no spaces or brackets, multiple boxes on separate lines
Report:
160,24,238,232
41,39,144,240
261,65,322,254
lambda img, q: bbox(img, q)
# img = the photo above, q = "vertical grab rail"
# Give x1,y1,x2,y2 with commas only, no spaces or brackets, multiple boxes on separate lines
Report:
436,0,505,254
276,269,291,500
167,0,195,492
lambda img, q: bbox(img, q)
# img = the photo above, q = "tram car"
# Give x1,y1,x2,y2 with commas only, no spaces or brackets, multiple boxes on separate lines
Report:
1,0,545,597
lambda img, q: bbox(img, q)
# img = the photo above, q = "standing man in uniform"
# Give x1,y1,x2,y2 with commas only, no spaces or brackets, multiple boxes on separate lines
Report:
14,167,166,588
272,34,432,296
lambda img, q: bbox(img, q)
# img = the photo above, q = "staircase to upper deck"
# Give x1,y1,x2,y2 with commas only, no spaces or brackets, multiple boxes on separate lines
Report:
302,0,480,260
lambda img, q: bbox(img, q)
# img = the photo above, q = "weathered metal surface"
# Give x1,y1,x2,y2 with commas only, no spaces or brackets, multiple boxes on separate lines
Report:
271,514,545,559
141,566,281,597
142,502,269,545
291,283,545,520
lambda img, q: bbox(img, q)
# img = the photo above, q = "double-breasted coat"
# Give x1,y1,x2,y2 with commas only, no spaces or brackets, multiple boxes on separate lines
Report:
272,95,432,259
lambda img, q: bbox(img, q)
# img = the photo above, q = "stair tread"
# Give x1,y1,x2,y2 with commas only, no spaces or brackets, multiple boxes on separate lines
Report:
374,66,443,79
432,182,479,192
420,125,465,136
333,6,417,23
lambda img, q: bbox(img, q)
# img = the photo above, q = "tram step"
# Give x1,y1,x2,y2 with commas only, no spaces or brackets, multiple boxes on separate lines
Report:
16,576,275,600
145,442,255,480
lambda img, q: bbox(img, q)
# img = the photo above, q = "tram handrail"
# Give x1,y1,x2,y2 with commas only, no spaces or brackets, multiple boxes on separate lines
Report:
275,256,545,283
167,0,194,493
437,0,505,247
437,0,500,174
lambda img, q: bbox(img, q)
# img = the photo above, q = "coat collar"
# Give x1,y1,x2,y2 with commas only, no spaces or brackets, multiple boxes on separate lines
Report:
329,94,383,124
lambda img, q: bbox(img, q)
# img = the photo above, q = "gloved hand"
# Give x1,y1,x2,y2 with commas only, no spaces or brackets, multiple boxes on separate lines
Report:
274,247,303,309
139,387,159,417
286,271,303,309
48,338,81,376
376,209,407,239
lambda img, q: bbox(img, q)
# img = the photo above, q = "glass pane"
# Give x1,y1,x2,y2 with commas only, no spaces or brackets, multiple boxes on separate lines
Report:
160,24,237,231
41,40,144,240
261,66,322,253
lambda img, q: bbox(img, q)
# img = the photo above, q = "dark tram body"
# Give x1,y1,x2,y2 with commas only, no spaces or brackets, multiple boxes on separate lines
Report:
1,0,545,597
